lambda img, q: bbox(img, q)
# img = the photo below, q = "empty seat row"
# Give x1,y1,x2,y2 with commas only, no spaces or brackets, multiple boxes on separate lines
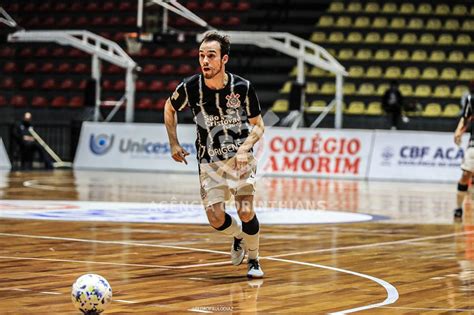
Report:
328,2,472,15
336,48,474,63
4,1,136,13
0,95,84,108
310,31,471,45
318,15,473,31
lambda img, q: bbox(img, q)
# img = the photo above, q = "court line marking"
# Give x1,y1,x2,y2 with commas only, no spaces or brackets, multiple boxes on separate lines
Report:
267,230,474,259
0,232,398,314
267,257,398,314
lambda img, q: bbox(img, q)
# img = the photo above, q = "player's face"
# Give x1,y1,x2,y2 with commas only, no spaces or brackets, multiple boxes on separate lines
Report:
199,40,228,79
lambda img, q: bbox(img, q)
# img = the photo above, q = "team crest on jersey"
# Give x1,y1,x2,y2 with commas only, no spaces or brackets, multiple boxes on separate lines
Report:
225,92,241,109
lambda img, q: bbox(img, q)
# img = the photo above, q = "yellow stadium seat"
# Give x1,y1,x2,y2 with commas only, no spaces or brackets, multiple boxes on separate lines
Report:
462,20,474,31
419,33,435,45
343,83,356,95
328,32,344,43
357,83,375,95
435,4,450,15
306,100,326,114
372,17,388,28
403,67,421,79
460,69,474,81
452,4,467,15
382,32,398,44
444,19,459,30
440,68,457,80
318,15,334,27
400,3,415,14
347,2,362,12
365,32,381,43
441,104,461,118
306,82,318,94
337,48,354,60
336,16,352,28
399,84,414,96
411,50,427,62
366,67,382,78
448,51,464,63
401,33,417,44
310,32,326,43
345,101,365,115
417,3,432,15
279,81,292,93
354,16,370,28
393,49,409,61
433,85,451,98
347,32,363,43
382,3,397,13
390,17,406,29
421,67,439,80
309,67,326,78
426,18,441,30
349,66,364,78
365,2,380,13
366,102,383,115
328,2,344,12
375,49,390,61
438,34,454,45
407,18,423,29
272,99,289,113
290,65,308,77
452,86,468,98
469,52,474,63
385,66,401,79
415,85,432,97
422,103,441,117
355,49,372,60
320,82,335,94
429,50,446,62
376,83,390,95
456,34,471,46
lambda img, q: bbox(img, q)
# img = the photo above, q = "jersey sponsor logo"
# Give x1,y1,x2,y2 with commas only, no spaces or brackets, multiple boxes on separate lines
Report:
172,90,180,101
225,92,241,109
90,134,115,155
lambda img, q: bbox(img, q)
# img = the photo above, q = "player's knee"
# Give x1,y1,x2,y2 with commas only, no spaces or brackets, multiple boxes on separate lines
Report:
238,208,254,223
205,205,225,228
242,214,259,235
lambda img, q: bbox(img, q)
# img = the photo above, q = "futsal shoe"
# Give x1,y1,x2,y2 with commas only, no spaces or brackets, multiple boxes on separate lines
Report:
247,259,264,278
231,237,246,266
454,208,463,219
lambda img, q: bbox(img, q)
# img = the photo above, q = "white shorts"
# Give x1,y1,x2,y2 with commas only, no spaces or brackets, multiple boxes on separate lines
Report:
199,155,257,207
461,147,474,173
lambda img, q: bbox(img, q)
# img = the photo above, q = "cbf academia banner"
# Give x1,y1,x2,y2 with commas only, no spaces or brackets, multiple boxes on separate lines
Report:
74,122,198,171
259,128,373,178
368,130,468,182
0,138,11,170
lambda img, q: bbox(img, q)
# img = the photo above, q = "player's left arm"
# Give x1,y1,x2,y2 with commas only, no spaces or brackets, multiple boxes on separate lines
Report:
236,115,265,170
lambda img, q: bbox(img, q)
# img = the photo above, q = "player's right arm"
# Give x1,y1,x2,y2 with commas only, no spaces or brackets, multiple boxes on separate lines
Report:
164,98,189,164
455,96,472,146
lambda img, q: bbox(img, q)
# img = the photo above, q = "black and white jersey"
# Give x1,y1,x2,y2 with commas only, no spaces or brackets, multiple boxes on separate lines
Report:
169,72,261,163
461,93,474,146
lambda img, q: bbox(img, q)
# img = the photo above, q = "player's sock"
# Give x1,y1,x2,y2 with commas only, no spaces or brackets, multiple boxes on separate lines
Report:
241,214,260,260
215,213,242,238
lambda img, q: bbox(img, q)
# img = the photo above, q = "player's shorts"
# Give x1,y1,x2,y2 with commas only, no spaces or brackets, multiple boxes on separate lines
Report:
199,155,257,207
461,147,474,173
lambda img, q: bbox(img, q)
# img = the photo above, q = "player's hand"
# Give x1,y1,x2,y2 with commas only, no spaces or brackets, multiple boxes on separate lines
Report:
454,133,462,146
171,144,190,165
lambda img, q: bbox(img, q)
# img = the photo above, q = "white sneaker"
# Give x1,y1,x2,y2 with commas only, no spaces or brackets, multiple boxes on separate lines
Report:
247,259,264,278
231,237,246,266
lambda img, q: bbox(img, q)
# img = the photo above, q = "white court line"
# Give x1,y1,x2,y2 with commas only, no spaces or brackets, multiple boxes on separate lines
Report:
0,232,398,314
39,291,62,295
267,230,474,259
114,299,136,304
267,257,398,314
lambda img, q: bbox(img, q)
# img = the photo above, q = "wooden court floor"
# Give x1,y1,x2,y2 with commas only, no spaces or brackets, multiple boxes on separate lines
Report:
0,170,473,314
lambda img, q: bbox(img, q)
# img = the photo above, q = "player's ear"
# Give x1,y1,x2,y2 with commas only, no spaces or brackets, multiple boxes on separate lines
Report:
222,54,229,64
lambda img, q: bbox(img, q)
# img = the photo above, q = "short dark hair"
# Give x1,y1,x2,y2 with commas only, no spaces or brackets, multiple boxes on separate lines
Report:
200,31,230,58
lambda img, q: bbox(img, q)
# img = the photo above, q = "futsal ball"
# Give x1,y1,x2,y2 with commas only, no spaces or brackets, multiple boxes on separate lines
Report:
71,274,112,314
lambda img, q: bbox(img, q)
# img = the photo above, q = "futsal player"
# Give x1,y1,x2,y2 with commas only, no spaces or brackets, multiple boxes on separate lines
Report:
164,32,265,278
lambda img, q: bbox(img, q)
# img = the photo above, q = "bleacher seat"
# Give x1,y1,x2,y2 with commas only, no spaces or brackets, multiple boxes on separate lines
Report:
345,102,365,115
422,103,442,117
441,104,461,118
429,50,446,62
366,102,383,115
433,85,451,98
415,85,432,97
271,99,289,113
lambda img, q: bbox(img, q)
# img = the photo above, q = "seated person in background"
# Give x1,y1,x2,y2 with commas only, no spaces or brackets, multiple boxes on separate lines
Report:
12,112,53,170
382,80,404,130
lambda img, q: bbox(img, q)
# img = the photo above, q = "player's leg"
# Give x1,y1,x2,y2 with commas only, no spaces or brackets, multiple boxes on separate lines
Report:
455,170,471,219
235,194,263,278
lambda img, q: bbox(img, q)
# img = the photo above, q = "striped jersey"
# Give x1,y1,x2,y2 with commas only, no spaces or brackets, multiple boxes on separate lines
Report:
169,72,261,163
